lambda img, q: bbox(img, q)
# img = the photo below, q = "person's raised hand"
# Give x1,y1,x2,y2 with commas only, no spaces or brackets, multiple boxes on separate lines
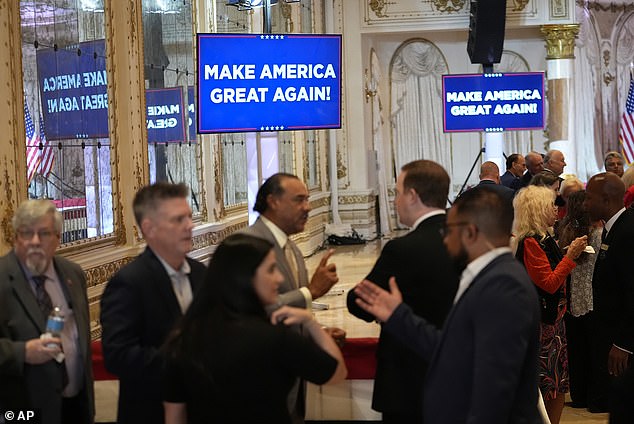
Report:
354,277,403,323
309,249,338,299
566,235,588,260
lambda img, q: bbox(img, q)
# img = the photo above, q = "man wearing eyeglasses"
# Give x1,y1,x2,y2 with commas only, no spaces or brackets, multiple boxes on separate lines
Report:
353,187,541,423
0,199,94,424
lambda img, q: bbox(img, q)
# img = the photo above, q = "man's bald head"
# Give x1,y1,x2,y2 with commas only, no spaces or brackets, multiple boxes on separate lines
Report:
543,149,566,176
584,172,626,222
479,161,500,183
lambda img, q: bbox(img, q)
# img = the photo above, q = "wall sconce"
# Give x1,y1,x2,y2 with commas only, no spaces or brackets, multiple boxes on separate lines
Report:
365,69,377,103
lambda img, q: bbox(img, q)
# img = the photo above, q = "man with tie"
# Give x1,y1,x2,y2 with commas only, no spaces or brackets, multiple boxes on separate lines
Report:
100,182,206,424
0,199,94,424
242,172,339,423
583,172,634,421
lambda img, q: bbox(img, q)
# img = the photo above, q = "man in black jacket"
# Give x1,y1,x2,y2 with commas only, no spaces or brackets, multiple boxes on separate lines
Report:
584,172,634,421
347,159,458,423
353,187,541,424
100,183,206,424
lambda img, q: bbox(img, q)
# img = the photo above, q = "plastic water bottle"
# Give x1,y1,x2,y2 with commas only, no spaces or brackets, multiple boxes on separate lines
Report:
42,306,65,362
45,306,65,338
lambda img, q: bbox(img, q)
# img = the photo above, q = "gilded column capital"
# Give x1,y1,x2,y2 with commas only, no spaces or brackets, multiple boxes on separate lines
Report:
540,24,580,60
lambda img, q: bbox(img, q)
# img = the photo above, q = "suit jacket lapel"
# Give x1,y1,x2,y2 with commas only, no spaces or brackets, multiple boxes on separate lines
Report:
6,251,46,331
253,218,298,290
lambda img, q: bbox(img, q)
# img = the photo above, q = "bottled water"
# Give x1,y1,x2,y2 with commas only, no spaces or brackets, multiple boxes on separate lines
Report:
42,306,65,362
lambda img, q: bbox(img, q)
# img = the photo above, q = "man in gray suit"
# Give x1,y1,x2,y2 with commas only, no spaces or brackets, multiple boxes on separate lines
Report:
244,173,338,308
242,173,339,424
0,200,94,424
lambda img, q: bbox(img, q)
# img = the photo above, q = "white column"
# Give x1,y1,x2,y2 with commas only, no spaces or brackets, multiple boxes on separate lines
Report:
484,132,504,173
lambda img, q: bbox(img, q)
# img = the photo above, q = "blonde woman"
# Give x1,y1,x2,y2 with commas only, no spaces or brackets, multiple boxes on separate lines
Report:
512,185,587,424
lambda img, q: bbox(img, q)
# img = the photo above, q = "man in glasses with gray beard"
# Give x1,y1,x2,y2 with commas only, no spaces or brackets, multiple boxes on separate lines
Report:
0,199,93,424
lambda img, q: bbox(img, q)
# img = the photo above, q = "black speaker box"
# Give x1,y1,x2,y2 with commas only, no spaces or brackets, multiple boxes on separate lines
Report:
467,0,507,65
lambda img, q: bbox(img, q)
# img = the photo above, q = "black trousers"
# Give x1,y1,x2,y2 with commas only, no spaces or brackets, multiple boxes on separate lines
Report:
565,312,592,406
610,365,634,424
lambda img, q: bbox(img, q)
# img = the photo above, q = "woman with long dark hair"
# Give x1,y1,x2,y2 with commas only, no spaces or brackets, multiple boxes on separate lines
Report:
558,190,601,408
161,234,346,424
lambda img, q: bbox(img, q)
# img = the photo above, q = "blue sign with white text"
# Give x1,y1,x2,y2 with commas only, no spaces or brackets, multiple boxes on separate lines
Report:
146,88,187,143
197,34,342,133
36,39,109,140
442,72,545,133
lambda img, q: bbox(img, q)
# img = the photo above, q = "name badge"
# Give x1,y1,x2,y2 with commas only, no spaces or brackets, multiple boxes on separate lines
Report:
600,243,609,251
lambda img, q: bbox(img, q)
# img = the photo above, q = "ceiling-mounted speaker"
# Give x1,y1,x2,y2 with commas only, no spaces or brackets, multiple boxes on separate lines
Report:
467,0,507,66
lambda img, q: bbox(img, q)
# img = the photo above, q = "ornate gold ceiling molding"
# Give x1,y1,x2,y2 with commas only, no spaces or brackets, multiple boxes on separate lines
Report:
432,0,466,13
541,24,579,60
369,0,393,17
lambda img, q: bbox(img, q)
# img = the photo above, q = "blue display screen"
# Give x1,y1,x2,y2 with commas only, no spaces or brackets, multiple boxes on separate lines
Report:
37,39,109,140
197,33,342,133
442,72,545,133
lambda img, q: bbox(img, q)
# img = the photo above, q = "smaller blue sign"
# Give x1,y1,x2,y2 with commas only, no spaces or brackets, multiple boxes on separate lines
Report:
442,72,545,133
146,87,186,143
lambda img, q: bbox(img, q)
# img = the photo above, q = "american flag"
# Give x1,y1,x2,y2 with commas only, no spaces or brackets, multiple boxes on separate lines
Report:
24,98,41,183
24,98,54,183
37,112,54,178
619,76,634,164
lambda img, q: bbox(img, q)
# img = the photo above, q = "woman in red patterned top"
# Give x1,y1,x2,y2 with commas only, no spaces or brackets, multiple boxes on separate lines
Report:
512,185,587,424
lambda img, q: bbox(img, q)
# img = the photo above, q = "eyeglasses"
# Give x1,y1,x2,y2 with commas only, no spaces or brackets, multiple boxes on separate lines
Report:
16,229,57,241
440,221,471,237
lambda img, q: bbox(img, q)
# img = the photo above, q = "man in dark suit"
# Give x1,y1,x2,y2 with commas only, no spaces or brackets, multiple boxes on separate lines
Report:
100,182,206,424
241,173,339,424
346,159,458,423
513,151,544,190
353,187,542,424
0,199,94,424
500,153,525,188
584,172,634,421
477,161,515,205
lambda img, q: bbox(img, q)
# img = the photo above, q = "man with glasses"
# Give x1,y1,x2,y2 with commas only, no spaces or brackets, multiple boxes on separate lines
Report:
347,159,458,423
353,187,541,423
0,199,94,424
100,182,206,424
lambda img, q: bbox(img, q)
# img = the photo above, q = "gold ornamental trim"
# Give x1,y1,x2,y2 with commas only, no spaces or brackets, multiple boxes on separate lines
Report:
191,222,248,251
85,256,135,289
432,0,466,13
540,24,580,60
